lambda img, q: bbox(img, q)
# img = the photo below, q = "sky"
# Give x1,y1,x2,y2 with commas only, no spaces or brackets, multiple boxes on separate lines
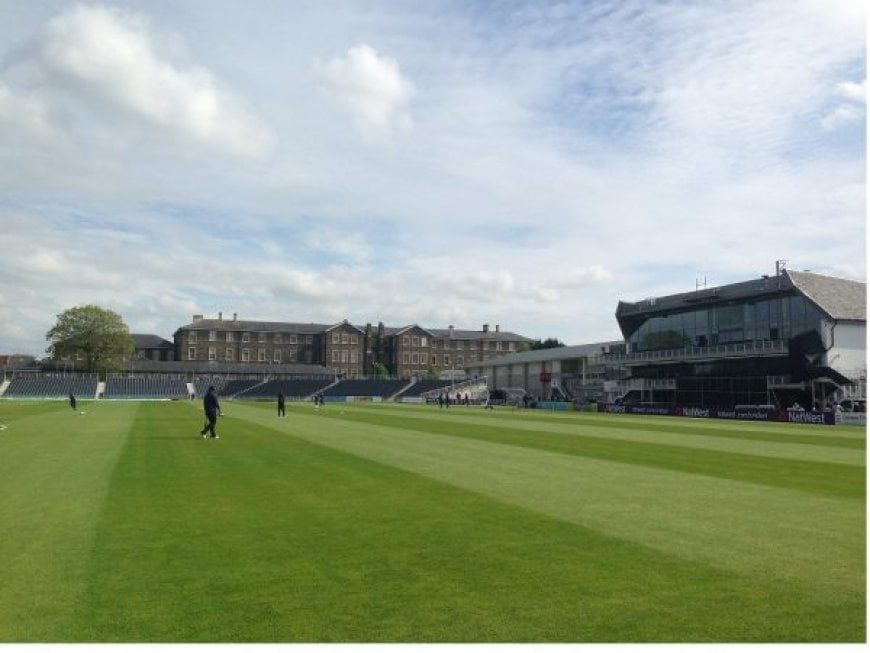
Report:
0,0,865,357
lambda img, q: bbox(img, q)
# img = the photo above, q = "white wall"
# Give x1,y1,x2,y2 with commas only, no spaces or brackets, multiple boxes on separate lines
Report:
826,323,866,378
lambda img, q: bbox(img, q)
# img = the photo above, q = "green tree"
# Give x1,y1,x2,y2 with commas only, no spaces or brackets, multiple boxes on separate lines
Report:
530,337,566,350
372,362,390,378
45,305,135,373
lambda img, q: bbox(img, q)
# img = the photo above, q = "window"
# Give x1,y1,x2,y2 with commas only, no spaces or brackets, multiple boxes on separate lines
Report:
350,351,358,363
274,350,281,362
226,332,234,342
332,350,339,362
242,332,250,343
341,333,349,345
341,350,348,363
403,353,410,364
305,335,313,344
412,335,419,347
258,348,266,362
242,349,250,362
208,347,216,361
444,355,450,366
456,340,463,350
274,334,282,344
225,348,234,361
188,347,196,360
412,353,419,364
351,334,358,345
209,330,217,342
258,332,266,343
289,334,298,344
189,331,198,344
403,335,410,346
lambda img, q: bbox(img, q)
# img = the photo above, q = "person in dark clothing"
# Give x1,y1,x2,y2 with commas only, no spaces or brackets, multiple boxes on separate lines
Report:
69,393,77,411
200,386,221,439
277,391,286,417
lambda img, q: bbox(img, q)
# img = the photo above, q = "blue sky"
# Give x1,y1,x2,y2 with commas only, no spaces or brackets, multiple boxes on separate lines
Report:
0,0,865,356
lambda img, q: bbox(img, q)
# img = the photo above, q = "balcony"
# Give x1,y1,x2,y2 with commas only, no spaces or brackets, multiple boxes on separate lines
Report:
607,340,788,366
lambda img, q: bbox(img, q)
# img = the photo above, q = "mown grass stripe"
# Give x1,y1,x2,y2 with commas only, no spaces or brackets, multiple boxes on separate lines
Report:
232,403,864,601
0,401,136,641
354,404,865,457
323,407,864,499
68,403,864,641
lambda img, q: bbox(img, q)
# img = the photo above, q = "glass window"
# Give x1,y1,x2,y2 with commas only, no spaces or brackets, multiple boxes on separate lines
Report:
208,347,216,361
209,330,217,342
188,347,196,360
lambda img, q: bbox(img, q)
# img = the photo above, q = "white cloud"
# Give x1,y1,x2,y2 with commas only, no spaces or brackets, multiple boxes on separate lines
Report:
0,84,56,139
821,78,866,130
315,44,414,134
32,4,273,157
836,79,866,104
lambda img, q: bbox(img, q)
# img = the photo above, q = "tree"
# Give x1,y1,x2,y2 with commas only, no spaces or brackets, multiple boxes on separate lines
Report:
45,305,135,373
372,362,390,378
530,337,566,350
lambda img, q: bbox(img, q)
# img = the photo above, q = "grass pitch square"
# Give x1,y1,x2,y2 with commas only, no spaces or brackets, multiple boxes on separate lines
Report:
0,400,864,642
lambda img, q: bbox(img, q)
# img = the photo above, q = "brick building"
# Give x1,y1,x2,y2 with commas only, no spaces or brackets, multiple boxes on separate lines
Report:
173,313,532,378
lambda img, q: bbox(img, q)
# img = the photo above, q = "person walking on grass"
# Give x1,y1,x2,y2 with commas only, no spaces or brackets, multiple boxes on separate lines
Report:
200,386,221,439
277,391,286,417
69,393,77,411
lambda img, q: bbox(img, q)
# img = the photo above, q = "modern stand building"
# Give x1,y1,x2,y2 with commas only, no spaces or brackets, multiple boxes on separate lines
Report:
613,266,866,410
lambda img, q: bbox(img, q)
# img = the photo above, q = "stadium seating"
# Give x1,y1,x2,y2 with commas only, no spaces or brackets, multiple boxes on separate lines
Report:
103,375,188,399
3,374,98,399
395,379,456,399
234,379,333,400
324,379,409,399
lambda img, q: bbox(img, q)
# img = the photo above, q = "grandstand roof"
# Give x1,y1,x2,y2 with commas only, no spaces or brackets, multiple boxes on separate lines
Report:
786,270,866,321
466,341,624,368
615,270,866,324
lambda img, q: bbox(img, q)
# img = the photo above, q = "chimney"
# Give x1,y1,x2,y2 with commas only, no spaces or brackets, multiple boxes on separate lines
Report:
218,312,223,321
449,325,455,337
482,324,489,333
495,324,500,332
233,312,238,322
192,314,203,323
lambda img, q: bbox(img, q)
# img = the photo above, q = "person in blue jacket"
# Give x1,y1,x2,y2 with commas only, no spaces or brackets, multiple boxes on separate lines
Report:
200,386,221,439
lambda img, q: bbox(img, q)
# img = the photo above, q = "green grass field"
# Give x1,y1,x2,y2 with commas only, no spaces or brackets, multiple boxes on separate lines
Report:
0,399,864,642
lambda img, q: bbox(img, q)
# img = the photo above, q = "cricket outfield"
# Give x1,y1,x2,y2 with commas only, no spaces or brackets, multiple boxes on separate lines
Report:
0,400,863,642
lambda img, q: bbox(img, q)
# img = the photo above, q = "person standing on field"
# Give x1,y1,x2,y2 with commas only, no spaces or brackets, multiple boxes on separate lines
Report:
69,393,77,411
200,386,221,439
277,391,286,417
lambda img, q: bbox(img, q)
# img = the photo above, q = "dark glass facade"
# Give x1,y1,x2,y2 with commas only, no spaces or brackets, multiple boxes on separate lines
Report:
627,295,827,352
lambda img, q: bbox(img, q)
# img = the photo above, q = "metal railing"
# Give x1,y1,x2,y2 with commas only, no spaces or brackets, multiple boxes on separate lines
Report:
607,340,788,364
